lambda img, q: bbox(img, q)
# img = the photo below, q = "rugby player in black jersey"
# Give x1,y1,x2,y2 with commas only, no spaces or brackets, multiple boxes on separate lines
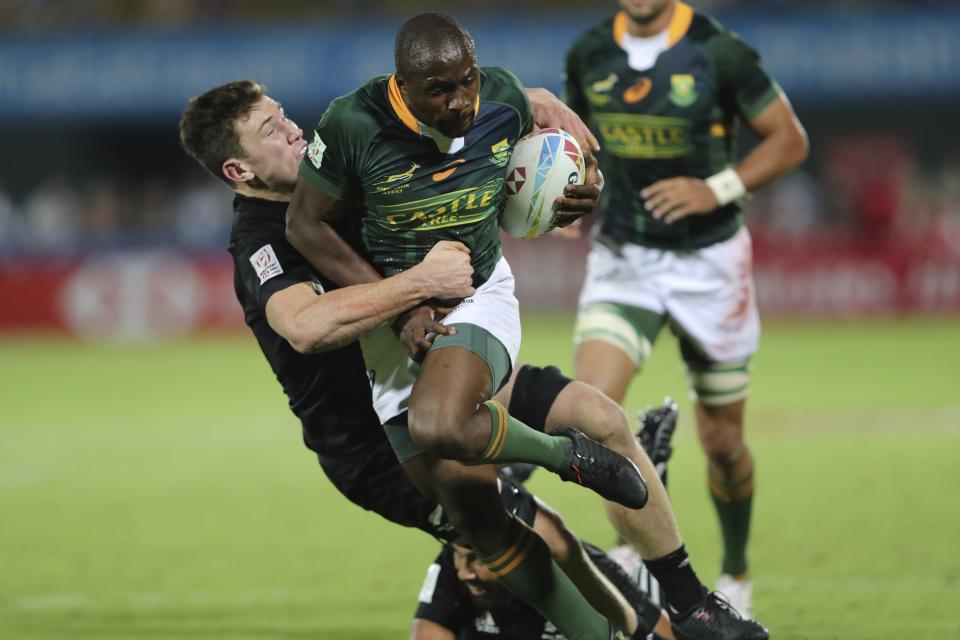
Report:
180,77,643,639
180,70,766,640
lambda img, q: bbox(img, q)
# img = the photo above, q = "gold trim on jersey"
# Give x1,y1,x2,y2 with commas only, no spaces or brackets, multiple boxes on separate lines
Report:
667,2,694,46
613,1,693,47
387,74,483,136
388,74,420,134
613,10,628,45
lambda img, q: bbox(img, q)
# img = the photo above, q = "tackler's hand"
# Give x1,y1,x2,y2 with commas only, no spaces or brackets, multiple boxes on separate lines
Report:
526,87,600,152
415,240,475,301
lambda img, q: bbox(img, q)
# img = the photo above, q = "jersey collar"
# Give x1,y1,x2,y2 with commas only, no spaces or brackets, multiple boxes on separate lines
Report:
387,73,481,139
613,1,693,48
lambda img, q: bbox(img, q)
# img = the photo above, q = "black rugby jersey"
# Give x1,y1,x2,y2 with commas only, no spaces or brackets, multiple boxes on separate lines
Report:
227,194,382,458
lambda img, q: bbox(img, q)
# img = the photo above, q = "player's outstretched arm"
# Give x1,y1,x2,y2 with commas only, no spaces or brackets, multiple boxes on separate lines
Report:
266,241,474,353
285,178,381,287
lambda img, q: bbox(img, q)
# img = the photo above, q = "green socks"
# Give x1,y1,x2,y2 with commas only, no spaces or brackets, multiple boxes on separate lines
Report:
709,467,754,576
468,400,569,470
480,516,610,640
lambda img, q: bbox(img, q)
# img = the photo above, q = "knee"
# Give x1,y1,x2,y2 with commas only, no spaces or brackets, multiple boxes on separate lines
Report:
408,398,471,457
701,433,744,467
575,384,636,453
698,410,746,467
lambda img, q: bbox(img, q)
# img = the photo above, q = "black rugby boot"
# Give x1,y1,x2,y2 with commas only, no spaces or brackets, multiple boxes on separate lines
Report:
671,592,769,640
637,398,679,479
553,428,648,509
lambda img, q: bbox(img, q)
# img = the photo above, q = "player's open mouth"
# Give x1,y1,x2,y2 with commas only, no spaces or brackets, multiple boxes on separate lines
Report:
466,582,487,597
297,142,307,159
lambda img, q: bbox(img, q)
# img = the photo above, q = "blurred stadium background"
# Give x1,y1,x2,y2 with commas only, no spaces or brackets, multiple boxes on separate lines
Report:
2,1,959,639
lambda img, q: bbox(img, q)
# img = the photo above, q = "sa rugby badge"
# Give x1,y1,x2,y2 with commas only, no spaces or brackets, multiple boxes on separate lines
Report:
669,74,697,107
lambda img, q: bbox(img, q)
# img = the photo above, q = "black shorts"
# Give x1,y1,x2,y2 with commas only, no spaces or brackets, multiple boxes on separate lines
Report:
317,438,537,543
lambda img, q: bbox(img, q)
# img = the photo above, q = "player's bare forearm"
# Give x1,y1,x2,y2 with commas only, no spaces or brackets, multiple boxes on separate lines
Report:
266,242,473,353
322,243,473,349
736,94,809,191
286,179,381,287
280,281,436,352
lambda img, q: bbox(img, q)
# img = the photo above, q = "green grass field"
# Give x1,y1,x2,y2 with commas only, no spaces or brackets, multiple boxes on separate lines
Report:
2,317,959,639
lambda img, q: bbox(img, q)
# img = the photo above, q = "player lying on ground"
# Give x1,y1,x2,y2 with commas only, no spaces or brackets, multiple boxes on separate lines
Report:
412,500,673,640
411,404,684,640
179,75,766,639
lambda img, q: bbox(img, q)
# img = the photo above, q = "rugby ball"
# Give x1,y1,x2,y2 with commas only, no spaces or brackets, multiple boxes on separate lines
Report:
501,128,585,239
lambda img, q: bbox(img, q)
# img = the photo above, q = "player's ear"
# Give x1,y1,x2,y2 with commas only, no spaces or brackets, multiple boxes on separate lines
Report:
222,158,254,184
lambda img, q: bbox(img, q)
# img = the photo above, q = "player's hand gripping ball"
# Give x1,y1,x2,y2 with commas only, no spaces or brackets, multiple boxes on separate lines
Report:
501,129,585,238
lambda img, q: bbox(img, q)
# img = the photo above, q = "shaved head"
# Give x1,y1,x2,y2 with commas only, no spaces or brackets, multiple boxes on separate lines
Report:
394,12,477,77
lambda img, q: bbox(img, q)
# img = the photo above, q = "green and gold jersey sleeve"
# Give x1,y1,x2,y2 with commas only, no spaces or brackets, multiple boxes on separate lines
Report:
480,66,534,138
299,81,384,200
706,28,781,122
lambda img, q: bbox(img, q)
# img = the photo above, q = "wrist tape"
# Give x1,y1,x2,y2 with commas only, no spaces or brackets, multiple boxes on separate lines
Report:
705,167,746,206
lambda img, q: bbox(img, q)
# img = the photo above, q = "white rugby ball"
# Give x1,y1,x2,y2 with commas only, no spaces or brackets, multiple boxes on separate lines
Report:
501,128,585,239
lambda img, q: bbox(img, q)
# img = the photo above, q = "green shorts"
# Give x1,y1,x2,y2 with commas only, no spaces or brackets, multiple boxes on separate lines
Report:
384,323,511,463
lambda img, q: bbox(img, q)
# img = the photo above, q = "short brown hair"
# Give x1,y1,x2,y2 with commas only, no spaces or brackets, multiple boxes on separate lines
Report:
178,80,265,185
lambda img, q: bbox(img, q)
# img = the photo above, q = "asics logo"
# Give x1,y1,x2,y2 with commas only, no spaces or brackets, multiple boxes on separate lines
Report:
623,78,652,104
432,159,466,181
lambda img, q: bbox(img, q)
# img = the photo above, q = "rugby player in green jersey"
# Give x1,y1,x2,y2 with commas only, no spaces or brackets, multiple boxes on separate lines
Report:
285,11,669,639
183,68,765,639
564,0,808,628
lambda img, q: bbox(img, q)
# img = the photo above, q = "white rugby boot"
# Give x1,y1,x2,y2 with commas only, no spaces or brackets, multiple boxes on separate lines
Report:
715,573,753,620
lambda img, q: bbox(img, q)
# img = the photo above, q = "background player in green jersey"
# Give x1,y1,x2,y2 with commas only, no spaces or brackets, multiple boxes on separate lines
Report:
564,0,809,621
286,13,652,640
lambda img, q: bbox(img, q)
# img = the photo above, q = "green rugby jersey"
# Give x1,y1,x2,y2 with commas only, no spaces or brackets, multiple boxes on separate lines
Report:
564,2,781,250
300,67,532,286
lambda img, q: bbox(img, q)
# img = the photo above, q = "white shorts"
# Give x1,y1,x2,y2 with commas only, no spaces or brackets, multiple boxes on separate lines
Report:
360,256,521,425
577,226,760,365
